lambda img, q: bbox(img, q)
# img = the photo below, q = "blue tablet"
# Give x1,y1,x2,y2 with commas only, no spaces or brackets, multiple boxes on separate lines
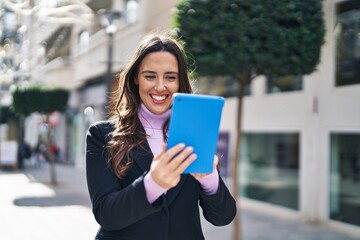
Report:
167,93,225,174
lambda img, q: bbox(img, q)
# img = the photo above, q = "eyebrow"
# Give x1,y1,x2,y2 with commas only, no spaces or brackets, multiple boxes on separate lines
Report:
140,70,179,75
140,70,156,74
166,71,179,75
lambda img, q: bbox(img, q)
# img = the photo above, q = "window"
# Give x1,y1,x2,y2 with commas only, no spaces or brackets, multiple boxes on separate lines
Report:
266,74,303,93
125,0,139,24
330,133,360,226
0,11,18,45
43,26,72,62
240,133,300,210
2,11,17,31
335,0,360,86
78,31,89,53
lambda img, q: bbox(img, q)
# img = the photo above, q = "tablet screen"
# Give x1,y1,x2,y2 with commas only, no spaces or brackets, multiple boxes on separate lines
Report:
167,93,224,174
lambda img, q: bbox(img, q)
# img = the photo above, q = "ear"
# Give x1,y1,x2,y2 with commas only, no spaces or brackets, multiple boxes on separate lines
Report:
134,77,139,85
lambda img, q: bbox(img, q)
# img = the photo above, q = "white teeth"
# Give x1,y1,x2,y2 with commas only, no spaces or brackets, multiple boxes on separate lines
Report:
152,95,166,101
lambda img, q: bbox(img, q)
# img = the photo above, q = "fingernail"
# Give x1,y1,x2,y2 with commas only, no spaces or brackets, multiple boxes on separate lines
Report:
179,143,185,148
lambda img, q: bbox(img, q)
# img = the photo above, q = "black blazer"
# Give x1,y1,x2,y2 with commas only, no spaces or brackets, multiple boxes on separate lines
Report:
86,120,236,240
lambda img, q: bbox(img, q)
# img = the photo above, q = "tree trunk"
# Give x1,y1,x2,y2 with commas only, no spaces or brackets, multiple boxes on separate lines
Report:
232,70,250,240
46,115,58,185
17,115,25,170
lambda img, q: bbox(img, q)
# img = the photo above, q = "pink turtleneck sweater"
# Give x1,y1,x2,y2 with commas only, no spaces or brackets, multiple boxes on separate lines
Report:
138,104,219,204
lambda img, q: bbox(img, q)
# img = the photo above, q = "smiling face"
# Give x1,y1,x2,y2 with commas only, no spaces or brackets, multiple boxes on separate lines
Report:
135,51,179,115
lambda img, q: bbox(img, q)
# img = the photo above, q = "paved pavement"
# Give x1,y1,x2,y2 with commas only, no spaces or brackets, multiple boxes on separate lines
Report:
1,162,360,240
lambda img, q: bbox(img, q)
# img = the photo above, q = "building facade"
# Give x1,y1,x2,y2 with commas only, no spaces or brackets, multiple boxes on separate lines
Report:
2,0,359,237
218,0,360,237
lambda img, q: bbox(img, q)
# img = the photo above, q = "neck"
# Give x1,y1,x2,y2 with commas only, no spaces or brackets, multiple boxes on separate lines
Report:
138,104,171,129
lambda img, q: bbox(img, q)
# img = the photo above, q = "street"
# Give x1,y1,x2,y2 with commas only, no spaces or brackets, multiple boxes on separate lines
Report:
1,162,359,240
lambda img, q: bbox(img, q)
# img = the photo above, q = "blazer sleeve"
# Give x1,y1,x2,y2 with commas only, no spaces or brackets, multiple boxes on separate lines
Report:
199,175,237,226
85,121,163,231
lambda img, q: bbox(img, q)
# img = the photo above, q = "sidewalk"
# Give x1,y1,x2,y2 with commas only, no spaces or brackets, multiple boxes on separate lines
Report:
1,163,359,240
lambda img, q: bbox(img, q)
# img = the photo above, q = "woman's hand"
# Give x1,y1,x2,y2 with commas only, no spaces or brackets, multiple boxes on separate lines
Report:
150,143,197,189
191,155,219,180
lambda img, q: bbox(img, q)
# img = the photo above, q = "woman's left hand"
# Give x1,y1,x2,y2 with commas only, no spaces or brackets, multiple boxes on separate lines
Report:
191,155,219,180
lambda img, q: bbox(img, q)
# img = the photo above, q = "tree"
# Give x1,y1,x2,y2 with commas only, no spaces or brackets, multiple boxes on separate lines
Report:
12,83,70,184
12,83,69,115
0,105,17,124
173,0,325,239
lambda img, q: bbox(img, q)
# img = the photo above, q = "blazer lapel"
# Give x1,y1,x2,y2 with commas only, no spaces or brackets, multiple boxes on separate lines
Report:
132,141,153,173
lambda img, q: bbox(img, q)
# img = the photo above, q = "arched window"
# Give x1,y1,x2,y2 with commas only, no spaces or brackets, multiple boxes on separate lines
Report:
78,31,89,53
125,0,139,24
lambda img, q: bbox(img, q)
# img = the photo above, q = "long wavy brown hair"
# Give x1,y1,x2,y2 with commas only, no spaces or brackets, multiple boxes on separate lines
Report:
107,32,193,178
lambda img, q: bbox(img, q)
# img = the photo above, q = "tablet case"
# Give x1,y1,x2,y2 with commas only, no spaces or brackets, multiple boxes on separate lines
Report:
167,93,225,174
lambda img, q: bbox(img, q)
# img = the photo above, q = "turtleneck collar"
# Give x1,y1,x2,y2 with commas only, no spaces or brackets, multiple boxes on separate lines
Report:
138,103,171,129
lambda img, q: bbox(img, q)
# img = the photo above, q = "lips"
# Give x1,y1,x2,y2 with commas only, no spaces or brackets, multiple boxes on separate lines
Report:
151,94,168,103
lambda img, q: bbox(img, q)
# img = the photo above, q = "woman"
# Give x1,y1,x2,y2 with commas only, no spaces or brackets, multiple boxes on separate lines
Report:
86,32,236,240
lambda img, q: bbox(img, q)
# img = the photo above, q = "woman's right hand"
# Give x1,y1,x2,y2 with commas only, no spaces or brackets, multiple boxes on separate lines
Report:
150,143,197,189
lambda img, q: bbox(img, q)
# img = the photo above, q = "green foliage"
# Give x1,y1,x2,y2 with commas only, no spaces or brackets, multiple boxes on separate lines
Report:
12,83,70,116
0,105,17,124
173,0,326,77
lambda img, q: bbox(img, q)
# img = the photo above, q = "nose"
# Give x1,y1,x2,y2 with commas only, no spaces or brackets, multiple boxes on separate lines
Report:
155,79,166,91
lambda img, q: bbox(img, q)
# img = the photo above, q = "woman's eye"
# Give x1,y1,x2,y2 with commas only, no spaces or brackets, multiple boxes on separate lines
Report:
166,75,178,81
145,75,156,79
